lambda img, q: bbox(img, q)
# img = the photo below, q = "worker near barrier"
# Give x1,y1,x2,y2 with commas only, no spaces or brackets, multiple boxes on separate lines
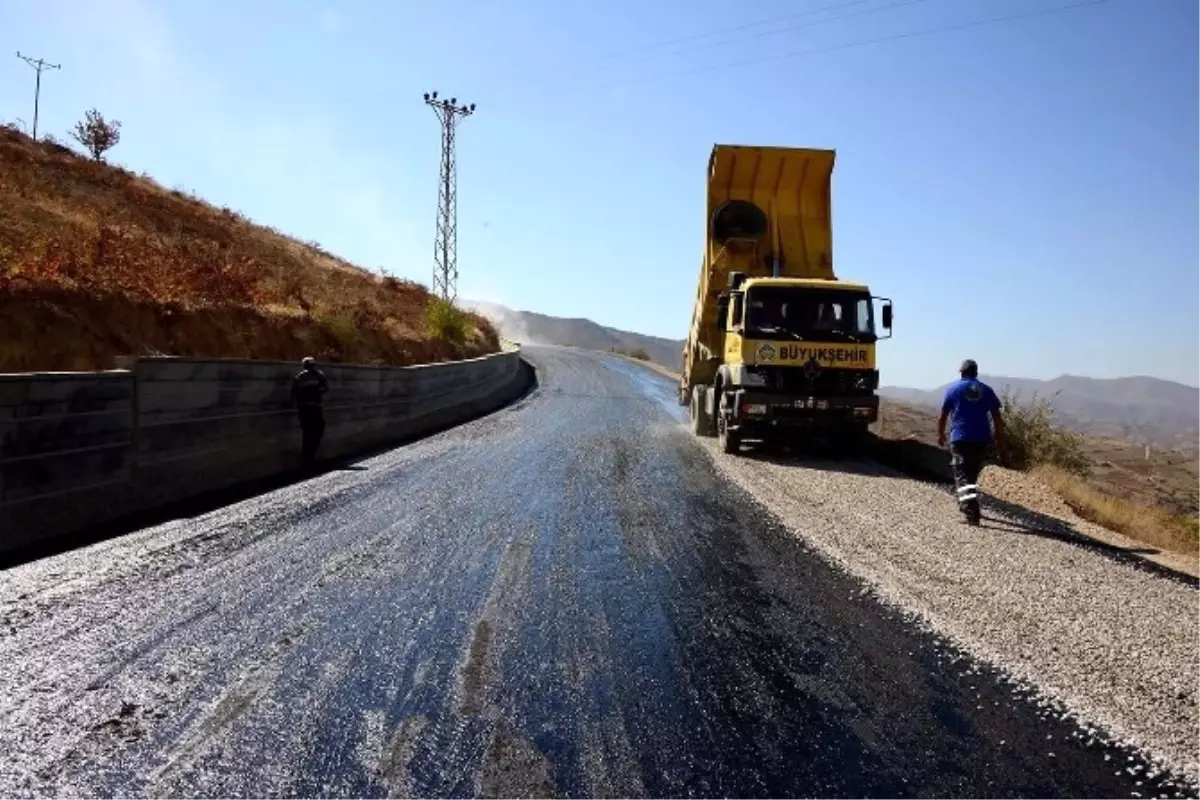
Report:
292,357,329,463
937,359,1005,526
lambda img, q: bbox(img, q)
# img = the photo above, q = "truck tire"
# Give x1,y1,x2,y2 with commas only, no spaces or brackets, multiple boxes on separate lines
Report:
760,435,786,458
835,423,870,457
691,385,715,438
717,392,742,455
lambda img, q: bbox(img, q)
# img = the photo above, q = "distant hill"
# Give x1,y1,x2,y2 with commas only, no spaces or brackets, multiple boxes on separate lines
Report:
461,300,685,372
881,374,1200,449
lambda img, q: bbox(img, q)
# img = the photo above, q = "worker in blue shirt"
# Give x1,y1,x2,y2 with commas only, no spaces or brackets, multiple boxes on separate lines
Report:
937,359,1006,525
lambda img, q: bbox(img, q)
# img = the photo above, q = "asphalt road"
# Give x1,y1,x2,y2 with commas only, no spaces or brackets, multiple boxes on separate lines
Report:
0,347,1186,798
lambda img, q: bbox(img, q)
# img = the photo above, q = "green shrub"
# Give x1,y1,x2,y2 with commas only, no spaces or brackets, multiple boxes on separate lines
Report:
425,297,468,344
1001,390,1090,476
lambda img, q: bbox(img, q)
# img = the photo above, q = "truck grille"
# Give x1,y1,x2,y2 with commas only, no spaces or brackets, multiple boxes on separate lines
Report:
764,366,878,396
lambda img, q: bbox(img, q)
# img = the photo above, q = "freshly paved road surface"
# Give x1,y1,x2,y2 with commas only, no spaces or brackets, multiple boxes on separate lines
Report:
0,347,1189,798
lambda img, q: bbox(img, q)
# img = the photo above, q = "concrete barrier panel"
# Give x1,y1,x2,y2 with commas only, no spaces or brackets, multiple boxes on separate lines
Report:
0,348,530,553
0,372,136,549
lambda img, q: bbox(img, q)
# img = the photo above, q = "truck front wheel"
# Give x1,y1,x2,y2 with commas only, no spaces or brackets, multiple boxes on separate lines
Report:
717,392,742,455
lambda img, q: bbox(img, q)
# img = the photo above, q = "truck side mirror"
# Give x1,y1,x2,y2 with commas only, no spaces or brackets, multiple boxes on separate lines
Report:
716,293,730,327
882,304,893,329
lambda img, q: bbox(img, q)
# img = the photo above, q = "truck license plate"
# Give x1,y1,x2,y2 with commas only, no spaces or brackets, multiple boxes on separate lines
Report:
794,398,813,408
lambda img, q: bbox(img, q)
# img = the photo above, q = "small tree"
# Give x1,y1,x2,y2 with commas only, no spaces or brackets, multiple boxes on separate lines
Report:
70,109,122,162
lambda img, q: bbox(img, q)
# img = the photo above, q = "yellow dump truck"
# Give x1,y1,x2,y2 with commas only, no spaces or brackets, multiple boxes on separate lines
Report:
681,144,893,454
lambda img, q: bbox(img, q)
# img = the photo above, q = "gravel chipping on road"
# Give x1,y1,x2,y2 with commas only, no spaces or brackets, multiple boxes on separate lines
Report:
3,349,1196,797
704,443,1200,788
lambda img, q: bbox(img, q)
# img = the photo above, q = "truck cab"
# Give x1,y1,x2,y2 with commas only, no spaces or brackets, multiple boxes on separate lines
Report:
709,273,892,452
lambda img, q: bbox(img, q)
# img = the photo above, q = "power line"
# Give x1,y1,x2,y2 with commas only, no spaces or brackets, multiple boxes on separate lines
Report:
15,51,61,141
543,0,1112,100
672,0,1112,78
424,91,476,302
585,0,936,75
496,0,900,83
582,0,882,63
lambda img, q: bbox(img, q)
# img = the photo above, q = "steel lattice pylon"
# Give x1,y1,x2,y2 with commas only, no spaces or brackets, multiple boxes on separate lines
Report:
424,91,475,301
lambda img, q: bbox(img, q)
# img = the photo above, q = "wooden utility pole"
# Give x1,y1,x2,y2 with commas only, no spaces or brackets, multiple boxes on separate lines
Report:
16,52,61,141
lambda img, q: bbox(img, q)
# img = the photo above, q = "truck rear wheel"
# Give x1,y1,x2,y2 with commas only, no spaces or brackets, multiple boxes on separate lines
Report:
690,385,715,438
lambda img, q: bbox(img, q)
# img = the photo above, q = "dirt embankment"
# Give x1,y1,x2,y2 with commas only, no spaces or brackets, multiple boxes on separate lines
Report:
0,125,496,371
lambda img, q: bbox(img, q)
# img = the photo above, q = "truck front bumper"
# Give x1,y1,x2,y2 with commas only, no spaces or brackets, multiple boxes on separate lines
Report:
728,389,879,431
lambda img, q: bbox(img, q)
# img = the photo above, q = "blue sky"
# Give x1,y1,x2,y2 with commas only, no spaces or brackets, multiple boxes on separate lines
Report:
3,0,1196,388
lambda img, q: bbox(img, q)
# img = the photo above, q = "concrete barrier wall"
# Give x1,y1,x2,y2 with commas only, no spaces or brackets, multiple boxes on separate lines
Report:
0,371,135,507
0,349,528,552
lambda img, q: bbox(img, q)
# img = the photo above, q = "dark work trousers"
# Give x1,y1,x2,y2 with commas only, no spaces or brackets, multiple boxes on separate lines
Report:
298,404,326,462
950,440,988,520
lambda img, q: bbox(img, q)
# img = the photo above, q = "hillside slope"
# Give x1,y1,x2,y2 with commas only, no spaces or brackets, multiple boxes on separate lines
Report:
463,300,684,371
0,126,497,372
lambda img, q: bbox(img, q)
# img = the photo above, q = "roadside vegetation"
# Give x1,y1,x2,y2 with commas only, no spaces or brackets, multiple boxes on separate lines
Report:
999,391,1092,475
425,298,469,347
612,346,652,361
0,122,498,372
1001,391,1198,555
1034,464,1198,555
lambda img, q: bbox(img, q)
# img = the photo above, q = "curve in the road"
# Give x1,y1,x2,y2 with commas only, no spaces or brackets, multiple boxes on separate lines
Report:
0,346,1192,798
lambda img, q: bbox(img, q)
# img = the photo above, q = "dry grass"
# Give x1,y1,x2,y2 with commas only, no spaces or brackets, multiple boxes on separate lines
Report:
1035,465,1199,556
0,124,498,371
612,346,652,361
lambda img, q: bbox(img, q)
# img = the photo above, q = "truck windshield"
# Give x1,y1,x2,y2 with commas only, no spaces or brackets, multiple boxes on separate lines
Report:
744,288,875,341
